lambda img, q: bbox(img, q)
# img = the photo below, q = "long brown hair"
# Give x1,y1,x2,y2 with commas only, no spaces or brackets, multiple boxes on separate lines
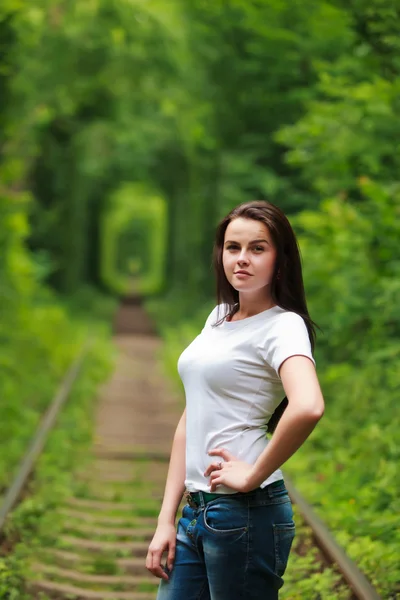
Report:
212,200,317,433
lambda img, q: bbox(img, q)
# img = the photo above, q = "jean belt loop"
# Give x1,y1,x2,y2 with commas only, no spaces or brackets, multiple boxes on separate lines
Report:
199,491,206,509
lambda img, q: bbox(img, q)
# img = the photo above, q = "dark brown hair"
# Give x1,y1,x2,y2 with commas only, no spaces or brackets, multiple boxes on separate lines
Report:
212,200,317,433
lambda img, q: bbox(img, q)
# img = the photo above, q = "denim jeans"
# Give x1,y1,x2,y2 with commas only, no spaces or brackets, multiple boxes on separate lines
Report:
156,480,295,600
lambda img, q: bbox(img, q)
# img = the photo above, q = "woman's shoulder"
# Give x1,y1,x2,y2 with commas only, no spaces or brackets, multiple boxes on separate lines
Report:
204,304,228,327
272,307,306,323
264,307,308,335
201,304,221,330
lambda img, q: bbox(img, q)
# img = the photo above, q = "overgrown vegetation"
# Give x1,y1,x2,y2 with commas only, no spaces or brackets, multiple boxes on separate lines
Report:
151,2,400,597
1,0,399,597
0,326,115,599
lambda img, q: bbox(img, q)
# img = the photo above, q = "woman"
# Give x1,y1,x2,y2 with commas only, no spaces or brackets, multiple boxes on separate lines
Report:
146,200,324,599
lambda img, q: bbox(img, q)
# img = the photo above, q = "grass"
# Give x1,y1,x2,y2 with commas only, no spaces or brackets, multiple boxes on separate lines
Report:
281,507,351,600
0,292,117,599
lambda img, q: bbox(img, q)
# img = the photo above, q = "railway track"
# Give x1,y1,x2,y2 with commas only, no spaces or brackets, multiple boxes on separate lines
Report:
0,300,382,599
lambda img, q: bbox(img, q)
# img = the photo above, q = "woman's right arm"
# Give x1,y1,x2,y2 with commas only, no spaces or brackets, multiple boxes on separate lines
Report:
145,408,186,580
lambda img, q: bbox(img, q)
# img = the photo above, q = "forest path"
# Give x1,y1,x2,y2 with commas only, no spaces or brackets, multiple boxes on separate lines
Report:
29,301,181,600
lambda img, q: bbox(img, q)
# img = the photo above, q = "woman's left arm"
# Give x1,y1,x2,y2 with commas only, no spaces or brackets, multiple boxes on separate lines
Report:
207,356,324,492
248,355,324,488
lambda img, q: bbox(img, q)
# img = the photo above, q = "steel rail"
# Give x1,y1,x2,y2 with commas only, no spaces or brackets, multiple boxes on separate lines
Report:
284,474,381,600
0,339,91,533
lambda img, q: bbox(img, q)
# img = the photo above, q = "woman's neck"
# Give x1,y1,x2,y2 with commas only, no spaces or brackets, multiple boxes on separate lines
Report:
233,296,276,319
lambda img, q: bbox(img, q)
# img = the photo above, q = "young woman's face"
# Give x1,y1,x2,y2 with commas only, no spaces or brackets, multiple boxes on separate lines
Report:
222,217,277,297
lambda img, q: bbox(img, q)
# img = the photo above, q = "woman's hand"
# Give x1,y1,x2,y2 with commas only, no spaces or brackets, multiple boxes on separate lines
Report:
146,523,177,581
204,448,257,493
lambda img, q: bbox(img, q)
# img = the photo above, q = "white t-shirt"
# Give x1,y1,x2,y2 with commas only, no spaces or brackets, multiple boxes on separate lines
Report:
177,304,315,494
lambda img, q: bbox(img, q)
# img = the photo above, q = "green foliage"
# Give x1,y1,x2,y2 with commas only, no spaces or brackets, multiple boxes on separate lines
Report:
1,0,187,293
100,183,168,295
282,509,351,599
273,11,400,594
277,75,400,197
0,320,114,597
1,0,355,298
1,0,400,596
149,3,400,593
283,183,400,597
0,214,113,490
0,553,29,600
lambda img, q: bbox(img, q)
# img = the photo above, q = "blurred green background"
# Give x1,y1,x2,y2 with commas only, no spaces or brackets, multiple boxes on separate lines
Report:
0,0,399,597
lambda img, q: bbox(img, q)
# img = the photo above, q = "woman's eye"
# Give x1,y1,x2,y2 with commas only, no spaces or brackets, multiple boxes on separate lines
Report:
225,245,264,252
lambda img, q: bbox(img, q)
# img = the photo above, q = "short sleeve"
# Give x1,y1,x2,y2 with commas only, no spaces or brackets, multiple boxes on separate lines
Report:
261,312,315,376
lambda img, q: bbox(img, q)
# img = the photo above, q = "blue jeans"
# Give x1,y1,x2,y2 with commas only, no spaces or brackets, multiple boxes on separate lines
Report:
157,480,295,600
